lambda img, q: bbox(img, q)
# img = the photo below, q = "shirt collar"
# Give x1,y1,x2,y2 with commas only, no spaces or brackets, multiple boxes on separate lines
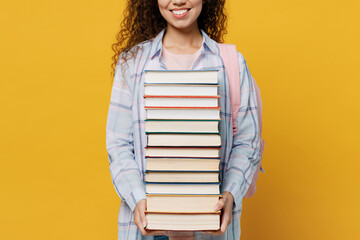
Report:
149,28,219,58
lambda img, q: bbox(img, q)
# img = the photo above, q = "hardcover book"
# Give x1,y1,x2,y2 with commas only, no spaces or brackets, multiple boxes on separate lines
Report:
144,84,219,96
145,119,220,133
145,106,221,120
145,147,220,158
146,194,221,213
144,95,219,107
145,170,219,183
145,212,220,231
145,182,220,195
145,157,220,171
146,133,221,147
144,70,219,84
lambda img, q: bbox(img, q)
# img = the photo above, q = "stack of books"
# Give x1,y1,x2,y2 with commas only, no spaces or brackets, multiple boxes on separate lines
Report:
144,70,221,231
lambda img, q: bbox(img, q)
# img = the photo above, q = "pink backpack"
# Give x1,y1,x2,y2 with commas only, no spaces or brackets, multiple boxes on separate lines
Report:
218,44,265,198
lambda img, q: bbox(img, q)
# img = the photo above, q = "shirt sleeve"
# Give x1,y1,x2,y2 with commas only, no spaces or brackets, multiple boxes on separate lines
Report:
221,52,261,209
106,58,146,212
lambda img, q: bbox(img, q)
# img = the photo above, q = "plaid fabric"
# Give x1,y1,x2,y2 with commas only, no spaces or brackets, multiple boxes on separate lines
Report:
106,28,261,240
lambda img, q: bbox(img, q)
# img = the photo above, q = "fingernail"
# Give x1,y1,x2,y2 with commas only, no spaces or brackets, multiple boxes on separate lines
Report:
213,205,218,211
142,221,147,228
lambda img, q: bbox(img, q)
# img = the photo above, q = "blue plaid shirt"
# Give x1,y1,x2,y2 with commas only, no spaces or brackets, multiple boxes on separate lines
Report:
106,28,261,240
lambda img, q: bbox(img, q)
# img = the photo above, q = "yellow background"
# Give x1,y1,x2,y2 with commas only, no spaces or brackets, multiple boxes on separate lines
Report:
1,0,359,239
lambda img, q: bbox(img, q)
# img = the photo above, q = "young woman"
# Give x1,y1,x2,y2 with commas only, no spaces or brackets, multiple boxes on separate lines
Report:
106,0,261,239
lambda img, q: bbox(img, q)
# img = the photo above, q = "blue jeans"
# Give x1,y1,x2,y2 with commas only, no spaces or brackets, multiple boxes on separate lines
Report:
154,235,169,240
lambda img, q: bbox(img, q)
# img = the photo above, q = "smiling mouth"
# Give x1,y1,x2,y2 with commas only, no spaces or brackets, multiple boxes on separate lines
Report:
170,8,191,16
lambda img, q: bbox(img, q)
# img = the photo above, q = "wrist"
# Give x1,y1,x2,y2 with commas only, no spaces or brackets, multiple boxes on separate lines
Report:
134,199,146,211
222,191,234,201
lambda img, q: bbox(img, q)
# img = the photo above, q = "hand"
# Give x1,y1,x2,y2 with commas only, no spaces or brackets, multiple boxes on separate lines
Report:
202,191,234,236
134,199,167,236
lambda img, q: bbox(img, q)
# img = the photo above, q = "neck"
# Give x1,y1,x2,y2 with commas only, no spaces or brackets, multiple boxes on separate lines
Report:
162,22,203,54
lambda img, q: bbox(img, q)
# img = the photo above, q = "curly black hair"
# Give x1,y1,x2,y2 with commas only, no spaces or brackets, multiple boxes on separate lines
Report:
111,0,227,77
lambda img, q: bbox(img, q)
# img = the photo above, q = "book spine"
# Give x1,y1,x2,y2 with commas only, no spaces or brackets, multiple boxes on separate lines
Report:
145,119,220,122
146,194,222,197
145,106,220,109
145,182,220,185
145,170,219,173
144,70,220,72
145,211,221,215
144,95,220,98
146,132,220,134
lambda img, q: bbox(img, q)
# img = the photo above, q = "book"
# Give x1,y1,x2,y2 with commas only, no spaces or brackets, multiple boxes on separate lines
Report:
147,133,221,147
145,212,220,231
145,147,220,158
144,84,218,96
146,157,220,171
145,120,220,133
145,170,219,183
144,70,219,84
146,194,221,213
142,70,222,232
146,107,220,120
144,95,220,107
145,182,220,194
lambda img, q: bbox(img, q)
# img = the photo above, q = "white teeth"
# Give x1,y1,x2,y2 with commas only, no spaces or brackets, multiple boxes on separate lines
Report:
173,9,188,15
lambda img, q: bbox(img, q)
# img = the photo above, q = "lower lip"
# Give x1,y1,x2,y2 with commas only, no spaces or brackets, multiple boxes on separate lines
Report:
171,9,191,18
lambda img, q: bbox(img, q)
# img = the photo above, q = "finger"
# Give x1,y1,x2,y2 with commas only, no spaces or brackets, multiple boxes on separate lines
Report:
220,209,231,233
134,209,150,236
133,209,140,228
213,198,225,212
138,222,151,236
139,228,149,236
134,210,146,236
220,220,230,233
135,199,147,228
139,208,147,229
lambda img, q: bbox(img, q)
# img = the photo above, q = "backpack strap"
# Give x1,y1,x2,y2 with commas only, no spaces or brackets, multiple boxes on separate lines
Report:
218,43,265,198
218,43,264,168
218,44,240,136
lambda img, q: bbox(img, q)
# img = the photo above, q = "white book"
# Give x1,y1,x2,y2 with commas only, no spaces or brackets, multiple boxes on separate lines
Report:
146,107,220,120
145,213,220,231
144,70,218,84
145,120,219,133
146,158,220,171
144,96,219,107
144,84,218,96
145,147,220,158
146,194,220,213
147,134,221,147
145,171,219,183
145,183,220,195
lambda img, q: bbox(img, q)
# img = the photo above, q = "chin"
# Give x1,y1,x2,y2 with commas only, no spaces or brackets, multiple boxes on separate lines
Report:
169,21,197,30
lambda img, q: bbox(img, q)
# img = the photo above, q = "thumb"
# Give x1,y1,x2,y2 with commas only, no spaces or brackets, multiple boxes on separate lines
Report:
213,197,225,212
